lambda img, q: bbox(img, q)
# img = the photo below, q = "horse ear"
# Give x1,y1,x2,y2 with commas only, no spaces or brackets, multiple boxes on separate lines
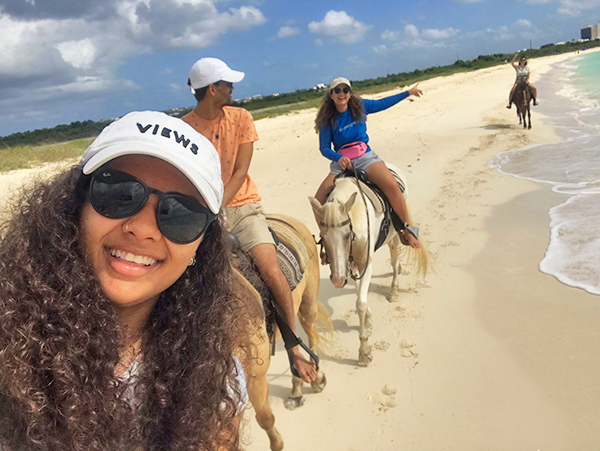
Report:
308,196,324,222
344,192,357,213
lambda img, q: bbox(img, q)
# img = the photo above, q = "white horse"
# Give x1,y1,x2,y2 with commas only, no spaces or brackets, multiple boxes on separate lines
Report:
309,164,427,366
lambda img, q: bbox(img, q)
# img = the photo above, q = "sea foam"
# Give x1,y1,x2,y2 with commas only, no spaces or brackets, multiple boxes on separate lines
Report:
490,50,600,296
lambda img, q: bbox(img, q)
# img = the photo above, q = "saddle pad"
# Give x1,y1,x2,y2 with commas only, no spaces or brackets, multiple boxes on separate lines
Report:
355,179,385,214
267,217,313,291
340,165,406,215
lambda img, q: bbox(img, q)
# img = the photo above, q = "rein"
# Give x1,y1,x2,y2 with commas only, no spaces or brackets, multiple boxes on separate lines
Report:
350,166,371,280
319,169,373,281
318,217,356,264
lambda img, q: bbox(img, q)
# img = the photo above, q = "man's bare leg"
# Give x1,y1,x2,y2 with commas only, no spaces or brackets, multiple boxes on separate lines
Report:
250,243,317,383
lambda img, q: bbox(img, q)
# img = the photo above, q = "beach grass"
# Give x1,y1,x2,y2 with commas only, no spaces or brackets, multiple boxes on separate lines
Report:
0,138,91,173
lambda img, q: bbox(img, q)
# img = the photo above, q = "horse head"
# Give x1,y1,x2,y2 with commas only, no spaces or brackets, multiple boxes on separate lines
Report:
310,192,357,288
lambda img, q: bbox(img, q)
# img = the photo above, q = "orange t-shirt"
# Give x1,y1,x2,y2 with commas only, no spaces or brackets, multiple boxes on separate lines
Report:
182,107,260,207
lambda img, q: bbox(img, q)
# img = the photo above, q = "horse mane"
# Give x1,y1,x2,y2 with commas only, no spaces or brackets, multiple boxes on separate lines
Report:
326,175,428,277
324,178,363,225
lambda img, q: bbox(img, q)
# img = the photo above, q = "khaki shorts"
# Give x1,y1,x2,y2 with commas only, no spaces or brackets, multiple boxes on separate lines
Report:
224,202,275,252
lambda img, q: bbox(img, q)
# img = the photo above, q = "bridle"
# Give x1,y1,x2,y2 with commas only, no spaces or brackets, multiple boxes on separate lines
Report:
317,214,368,281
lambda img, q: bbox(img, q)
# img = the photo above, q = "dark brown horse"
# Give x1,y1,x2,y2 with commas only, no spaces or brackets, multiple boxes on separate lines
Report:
512,81,532,129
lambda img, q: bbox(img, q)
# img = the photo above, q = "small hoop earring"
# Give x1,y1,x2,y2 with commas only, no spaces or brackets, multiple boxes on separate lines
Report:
188,257,196,267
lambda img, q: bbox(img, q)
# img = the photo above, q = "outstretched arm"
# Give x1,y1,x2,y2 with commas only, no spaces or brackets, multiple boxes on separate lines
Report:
364,83,423,114
510,52,519,69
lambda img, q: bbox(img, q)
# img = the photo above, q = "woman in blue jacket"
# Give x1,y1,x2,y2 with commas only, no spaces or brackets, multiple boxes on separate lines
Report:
314,77,422,248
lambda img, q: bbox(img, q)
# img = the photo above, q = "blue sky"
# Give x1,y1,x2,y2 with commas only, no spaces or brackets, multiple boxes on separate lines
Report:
1,0,599,137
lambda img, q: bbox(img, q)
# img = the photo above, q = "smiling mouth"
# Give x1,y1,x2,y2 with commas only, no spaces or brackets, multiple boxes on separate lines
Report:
109,248,158,266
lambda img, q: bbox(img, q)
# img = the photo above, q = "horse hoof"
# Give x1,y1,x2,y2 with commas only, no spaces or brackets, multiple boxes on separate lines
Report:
388,289,401,303
284,396,305,410
358,353,373,367
268,430,285,451
311,373,327,393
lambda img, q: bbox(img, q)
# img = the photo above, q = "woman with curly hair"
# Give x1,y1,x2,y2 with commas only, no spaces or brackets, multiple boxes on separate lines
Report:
0,111,254,451
313,77,423,249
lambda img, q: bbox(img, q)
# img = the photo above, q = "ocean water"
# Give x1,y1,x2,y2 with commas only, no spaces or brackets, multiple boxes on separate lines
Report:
490,50,600,296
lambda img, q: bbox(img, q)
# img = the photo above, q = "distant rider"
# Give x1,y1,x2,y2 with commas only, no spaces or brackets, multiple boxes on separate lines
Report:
507,52,538,108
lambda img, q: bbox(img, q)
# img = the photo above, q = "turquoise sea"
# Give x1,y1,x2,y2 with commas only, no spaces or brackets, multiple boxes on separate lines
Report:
490,50,600,296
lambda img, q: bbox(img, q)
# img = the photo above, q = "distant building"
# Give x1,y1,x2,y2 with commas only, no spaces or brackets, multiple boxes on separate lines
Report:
581,21,600,40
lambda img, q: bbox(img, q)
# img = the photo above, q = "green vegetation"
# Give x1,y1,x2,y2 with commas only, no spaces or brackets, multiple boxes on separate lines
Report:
0,120,111,149
1,38,599,173
0,138,92,172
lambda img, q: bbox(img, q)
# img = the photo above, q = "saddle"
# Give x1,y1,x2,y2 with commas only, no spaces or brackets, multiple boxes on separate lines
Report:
511,81,534,103
335,168,407,251
228,218,318,377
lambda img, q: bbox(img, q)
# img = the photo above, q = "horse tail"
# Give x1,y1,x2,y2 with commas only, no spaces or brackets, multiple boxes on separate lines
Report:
404,204,429,277
299,300,334,355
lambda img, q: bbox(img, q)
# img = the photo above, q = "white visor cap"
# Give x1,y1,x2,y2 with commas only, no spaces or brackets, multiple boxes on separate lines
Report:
188,57,245,90
79,111,223,214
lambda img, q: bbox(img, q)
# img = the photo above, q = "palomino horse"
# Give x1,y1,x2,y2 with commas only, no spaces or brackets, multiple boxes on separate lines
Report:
512,81,532,129
236,214,331,451
309,164,427,366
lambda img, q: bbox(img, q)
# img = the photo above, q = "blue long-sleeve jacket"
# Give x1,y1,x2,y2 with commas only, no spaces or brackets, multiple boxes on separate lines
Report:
319,91,410,162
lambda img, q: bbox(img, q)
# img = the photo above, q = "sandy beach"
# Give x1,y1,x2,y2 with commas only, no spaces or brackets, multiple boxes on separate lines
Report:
241,49,600,451
2,50,600,450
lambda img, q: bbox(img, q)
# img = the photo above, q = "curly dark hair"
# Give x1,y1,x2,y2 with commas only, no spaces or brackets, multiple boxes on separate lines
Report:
0,166,259,451
314,89,365,132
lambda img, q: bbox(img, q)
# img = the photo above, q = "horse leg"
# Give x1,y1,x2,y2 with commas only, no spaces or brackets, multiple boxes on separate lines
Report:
297,265,327,394
528,108,531,129
388,234,403,303
247,354,284,451
356,263,374,366
284,260,327,409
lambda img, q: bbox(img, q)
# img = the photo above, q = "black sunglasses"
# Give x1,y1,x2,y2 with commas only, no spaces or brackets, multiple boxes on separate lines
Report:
333,87,350,94
89,169,216,244
215,80,233,89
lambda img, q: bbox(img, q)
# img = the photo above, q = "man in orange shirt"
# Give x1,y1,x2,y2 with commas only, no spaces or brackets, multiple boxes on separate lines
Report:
182,58,317,383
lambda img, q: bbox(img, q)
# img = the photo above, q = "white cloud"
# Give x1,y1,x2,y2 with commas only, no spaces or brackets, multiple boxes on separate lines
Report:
421,27,460,40
55,38,97,69
0,0,266,104
277,26,300,39
405,24,420,38
308,10,370,44
373,44,388,54
514,19,533,28
557,0,600,17
381,29,402,41
380,24,462,49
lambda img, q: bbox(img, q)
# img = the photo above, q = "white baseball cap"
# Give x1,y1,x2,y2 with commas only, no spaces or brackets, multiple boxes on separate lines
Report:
188,57,245,90
79,111,223,214
329,77,351,92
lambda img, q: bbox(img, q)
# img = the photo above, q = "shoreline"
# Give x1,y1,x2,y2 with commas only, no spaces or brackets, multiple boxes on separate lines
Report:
0,49,598,450
242,49,600,450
